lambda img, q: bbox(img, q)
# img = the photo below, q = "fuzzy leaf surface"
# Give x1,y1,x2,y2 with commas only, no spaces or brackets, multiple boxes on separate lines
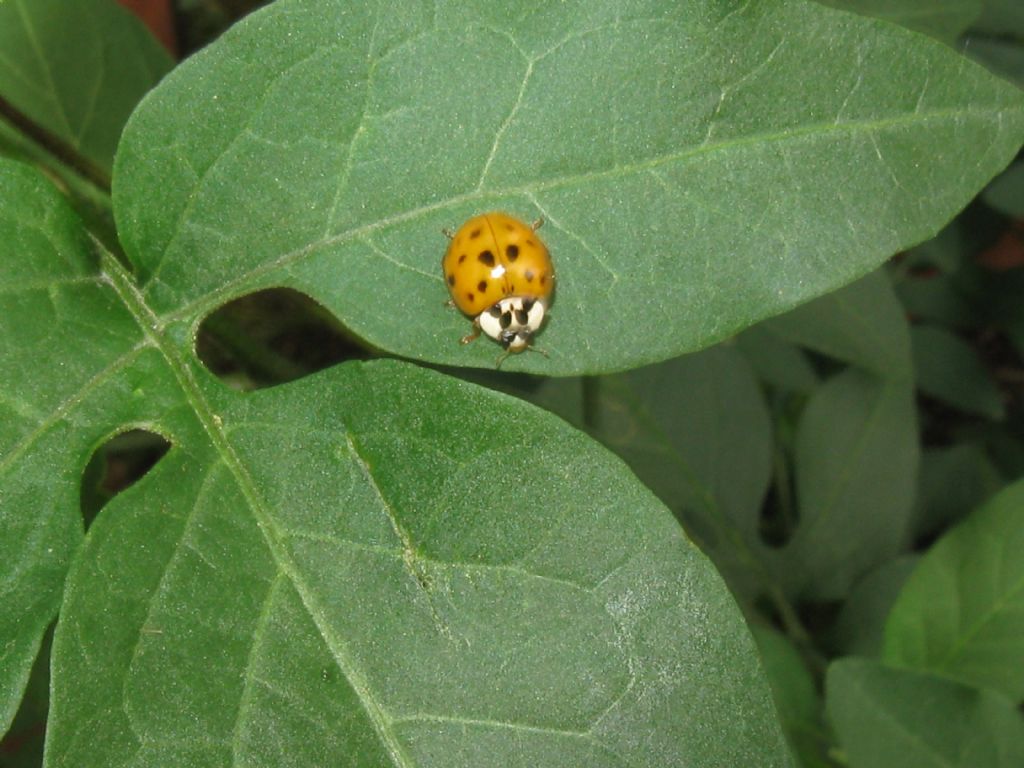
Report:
0,159,792,766
112,0,1024,374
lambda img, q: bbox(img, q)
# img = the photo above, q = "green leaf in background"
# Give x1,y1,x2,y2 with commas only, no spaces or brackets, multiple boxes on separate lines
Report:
911,324,1005,419
735,326,819,395
784,369,918,599
966,1,1024,85
884,476,1024,703
912,443,1004,538
0,0,172,174
897,217,972,274
972,0,1024,39
766,270,912,380
112,0,1024,374
827,659,1024,768
586,344,775,600
828,556,918,657
816,0,982,42
0,0,172,249
0,159,792,765
759,271,918,600
984,160,1024,217
892,271,976,330
753,626,832,768
966,38,1024,86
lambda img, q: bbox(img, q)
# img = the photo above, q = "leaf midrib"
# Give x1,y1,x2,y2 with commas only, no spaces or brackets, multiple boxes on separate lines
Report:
101,250,414,768
155,103,1021,326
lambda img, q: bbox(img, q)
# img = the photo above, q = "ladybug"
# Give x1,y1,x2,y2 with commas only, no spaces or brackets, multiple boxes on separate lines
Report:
443,212,554,360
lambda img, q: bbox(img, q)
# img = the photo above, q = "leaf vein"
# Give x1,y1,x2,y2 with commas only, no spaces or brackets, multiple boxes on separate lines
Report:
102,251,415,768
160,105,1019,325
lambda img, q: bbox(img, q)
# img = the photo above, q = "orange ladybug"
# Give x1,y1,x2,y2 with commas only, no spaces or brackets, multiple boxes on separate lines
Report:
442,212,554,356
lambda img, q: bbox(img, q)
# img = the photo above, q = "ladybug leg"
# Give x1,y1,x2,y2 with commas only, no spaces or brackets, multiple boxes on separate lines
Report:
459,318,481,345
442,227,455,240
444,298,457,309
531,217,544,231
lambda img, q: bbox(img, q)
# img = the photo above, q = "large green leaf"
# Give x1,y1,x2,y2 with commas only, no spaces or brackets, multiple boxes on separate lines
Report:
0,159,792,765
0,161,153,737
884,476,1024,703
112,0,1024,374
827,659,1024,768
0,0,172,173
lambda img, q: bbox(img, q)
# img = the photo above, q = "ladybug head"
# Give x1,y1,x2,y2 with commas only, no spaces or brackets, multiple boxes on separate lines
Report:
479,297,547,352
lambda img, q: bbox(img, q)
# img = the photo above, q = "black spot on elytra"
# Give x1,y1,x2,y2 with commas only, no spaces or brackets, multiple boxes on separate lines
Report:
458,253,467,264
478,250,495,267
525,269,535,282
470,228,482,239
507,244,519,261
505,223,515,231
466,292,475,302
477,280,487,292
515,309,528,325
447,274,455,286
526,238,536,247
540,273,547,286
499,312,512,329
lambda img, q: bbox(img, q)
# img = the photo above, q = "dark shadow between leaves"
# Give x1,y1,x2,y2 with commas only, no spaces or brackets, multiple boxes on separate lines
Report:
195,287,371,390
0,623,52,766
80,428,171,530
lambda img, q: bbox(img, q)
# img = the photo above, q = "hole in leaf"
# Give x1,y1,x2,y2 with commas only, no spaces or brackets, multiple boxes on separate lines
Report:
80,429,171,529
196,288,367,390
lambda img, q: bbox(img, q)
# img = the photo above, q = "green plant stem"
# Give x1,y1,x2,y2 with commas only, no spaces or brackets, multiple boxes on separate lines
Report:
772,443,797,536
